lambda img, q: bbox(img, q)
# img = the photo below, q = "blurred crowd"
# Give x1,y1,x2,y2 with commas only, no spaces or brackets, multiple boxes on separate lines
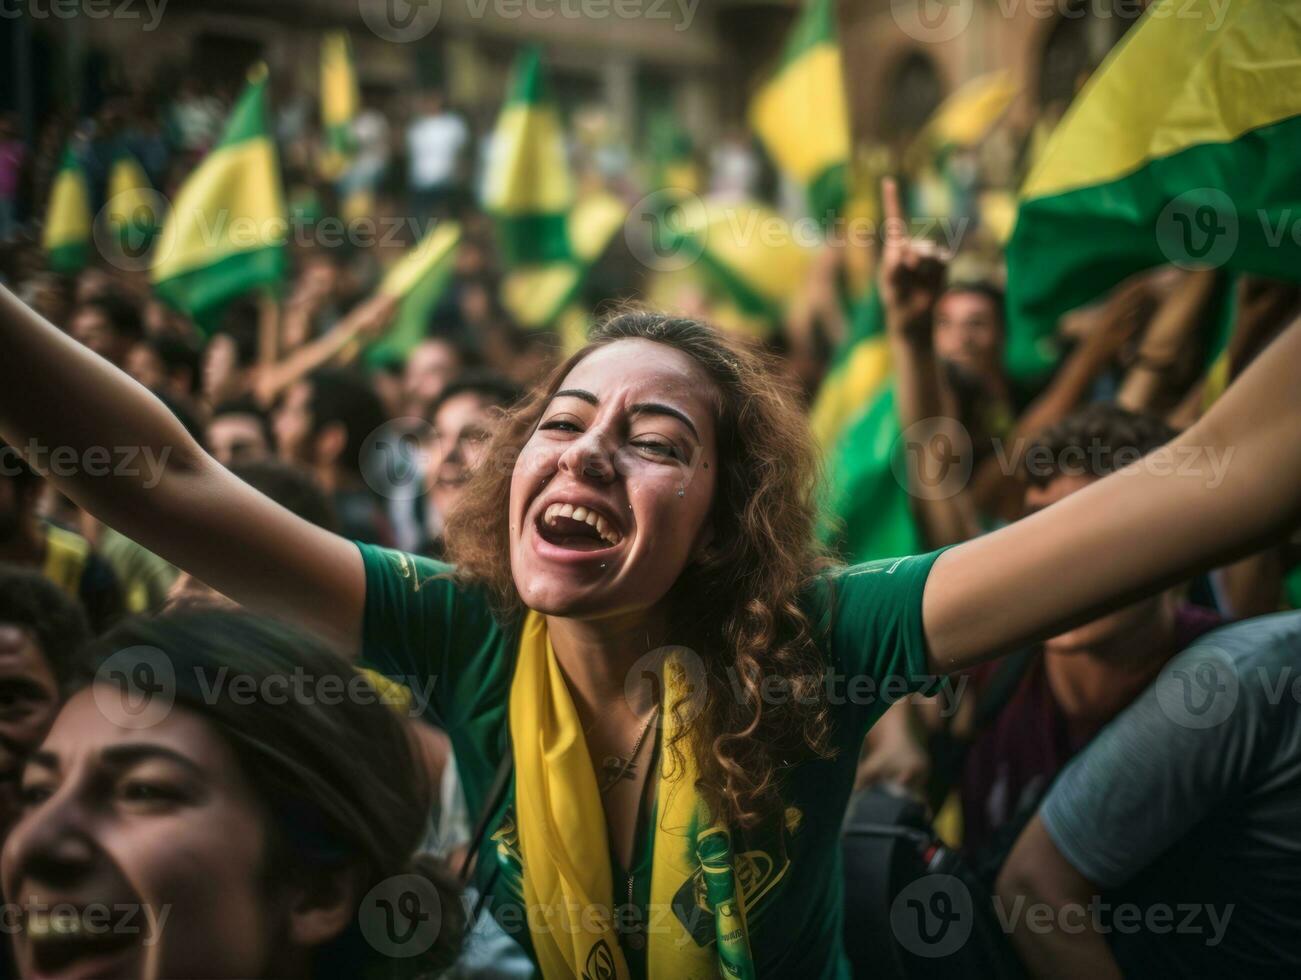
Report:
1,32,1301,980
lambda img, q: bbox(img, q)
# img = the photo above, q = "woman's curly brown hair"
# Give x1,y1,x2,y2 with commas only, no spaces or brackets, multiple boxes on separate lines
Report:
445,311,833,829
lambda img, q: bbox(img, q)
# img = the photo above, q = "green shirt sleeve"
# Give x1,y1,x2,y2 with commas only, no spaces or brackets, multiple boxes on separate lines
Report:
816,549,947,741
355,541,511,730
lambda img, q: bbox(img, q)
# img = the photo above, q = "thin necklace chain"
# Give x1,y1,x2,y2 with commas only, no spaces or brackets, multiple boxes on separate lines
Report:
597,705,660,794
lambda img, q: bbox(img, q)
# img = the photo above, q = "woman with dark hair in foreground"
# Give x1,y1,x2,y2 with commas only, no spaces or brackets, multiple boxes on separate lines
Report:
3,610,463,980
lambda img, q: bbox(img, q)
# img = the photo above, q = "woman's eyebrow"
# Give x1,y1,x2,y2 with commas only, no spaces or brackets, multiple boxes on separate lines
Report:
630,402,699,439
552,388,598,406
100,743,206,777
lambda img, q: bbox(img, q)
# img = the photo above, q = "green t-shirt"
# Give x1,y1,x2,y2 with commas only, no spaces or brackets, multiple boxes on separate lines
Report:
357,543,944,978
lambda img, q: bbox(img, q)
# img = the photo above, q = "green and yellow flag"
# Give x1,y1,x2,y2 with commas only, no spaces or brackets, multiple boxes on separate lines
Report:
367,220,463,366
648,113,700,196
808,287,891,449
499,191,627,330
321,31,360,180
105,150,160,255
1006,0,1301,381
816,384,922,563
909,70,1017,167
656,197,816,340
152,64,288,325
43,146,91,274
749,0,850,220
486,47,625,329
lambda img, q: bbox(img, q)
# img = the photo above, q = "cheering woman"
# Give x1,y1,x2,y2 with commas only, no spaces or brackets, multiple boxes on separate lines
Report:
2,186,1299,978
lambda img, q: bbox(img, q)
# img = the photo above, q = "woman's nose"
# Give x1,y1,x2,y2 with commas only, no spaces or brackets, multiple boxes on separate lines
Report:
558,429,615,482
7,794,97,890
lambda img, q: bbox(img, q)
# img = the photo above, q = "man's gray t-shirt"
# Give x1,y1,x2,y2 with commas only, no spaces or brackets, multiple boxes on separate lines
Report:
1040,611,1301,976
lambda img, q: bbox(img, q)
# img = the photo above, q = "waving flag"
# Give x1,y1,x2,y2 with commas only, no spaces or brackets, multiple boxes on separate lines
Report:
485,47,624,329
152,65,287,325
105,150,160,254
320,31,360,179
1005,0,1301,380
367,220,463,366
43,146,91,274
749,0,850,220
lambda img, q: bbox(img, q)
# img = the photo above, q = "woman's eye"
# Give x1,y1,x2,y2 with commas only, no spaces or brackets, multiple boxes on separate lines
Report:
539,419,581,433
632,440,682,461
18,784,52,808
119,780,184,805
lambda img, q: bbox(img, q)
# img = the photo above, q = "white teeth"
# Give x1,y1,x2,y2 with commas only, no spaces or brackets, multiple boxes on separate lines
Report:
541,502,623,546
28,912,83,939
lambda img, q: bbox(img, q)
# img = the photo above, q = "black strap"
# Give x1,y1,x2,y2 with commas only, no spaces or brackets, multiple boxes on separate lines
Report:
458,743,514,885
972,647,1034,731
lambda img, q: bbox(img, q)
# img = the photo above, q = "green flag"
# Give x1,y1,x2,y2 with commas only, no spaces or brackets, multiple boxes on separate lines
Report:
1006,0,1301,381
152,64,288,325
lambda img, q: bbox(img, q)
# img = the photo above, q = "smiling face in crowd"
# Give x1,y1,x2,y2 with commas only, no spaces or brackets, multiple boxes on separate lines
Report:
3,691,282,980
508,339,718,621
934,289,1004,383
427,391,496,520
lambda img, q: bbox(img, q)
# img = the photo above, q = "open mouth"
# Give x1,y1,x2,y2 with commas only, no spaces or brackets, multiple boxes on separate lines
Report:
26,907,141,979
536,502,623,552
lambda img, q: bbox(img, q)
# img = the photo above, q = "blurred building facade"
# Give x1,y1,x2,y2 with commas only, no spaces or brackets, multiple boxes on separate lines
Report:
4,0,1145,173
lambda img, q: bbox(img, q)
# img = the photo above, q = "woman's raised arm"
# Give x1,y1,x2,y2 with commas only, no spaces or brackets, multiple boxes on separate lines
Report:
0,285,365,651
921,305,1301,673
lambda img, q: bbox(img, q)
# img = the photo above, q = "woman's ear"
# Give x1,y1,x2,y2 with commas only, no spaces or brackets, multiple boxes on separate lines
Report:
691,522,716,565
286,866,361,948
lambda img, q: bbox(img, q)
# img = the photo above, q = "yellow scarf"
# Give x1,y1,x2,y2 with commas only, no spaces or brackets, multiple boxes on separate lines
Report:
509,611,755,980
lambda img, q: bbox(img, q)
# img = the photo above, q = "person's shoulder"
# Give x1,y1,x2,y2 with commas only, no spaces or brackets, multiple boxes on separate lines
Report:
1186,611,1301,666
356,541,468,600
1187,610,1301,673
